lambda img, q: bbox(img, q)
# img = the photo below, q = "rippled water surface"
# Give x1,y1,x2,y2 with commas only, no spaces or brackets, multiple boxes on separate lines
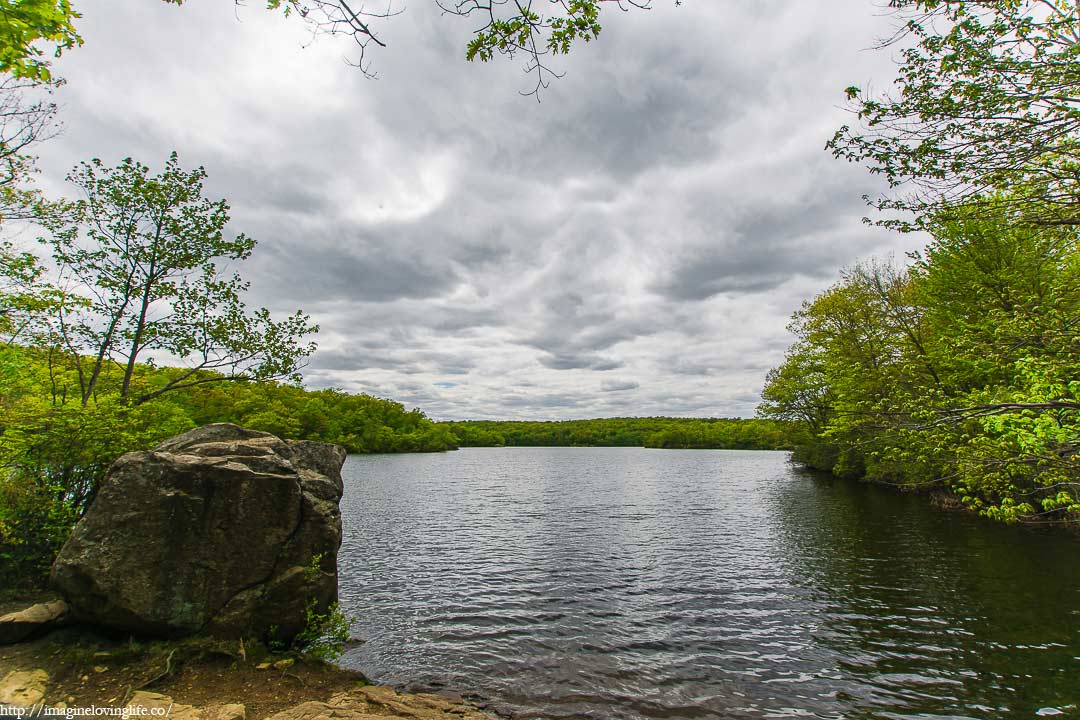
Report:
337,448,1080,719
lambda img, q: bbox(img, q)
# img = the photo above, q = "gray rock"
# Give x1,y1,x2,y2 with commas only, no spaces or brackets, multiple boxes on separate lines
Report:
0,669,48,707
50,424,346,641
262,686,495,720
0,600,69,645
125,691,246,720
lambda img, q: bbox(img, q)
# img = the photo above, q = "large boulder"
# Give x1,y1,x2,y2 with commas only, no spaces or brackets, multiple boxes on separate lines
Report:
50,424,347,641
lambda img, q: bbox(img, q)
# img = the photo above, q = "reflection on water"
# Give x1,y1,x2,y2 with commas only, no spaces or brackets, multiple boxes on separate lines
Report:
336,447,1080,719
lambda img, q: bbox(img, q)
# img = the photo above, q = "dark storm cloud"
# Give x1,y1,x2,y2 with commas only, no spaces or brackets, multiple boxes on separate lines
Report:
427,307,505,334
669,361,713,377
524,314,659,357
207,161,338,219
535,56,745,179
651,180,879,301
309,349,423,375
323,302,505,342
27,0,929,419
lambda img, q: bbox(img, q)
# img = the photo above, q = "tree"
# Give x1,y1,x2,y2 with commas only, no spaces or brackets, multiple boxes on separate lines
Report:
0,75,61,222
39,152,317,406
829,0,1080,229
760,345,830,432
0,239,69,343
0,0,80,82
760,199,1080,523
250,0,661,92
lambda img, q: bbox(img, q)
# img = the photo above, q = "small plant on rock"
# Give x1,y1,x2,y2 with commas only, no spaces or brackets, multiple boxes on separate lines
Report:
293,599,351,662
266,624,287,653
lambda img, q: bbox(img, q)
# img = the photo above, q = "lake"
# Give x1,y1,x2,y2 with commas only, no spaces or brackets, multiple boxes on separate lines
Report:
337,447,1080,719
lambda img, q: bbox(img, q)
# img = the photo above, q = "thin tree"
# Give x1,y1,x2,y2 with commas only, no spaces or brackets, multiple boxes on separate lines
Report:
41,153,317,406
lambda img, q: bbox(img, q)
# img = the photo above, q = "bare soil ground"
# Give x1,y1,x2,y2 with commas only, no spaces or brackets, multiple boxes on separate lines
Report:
0,623,367,719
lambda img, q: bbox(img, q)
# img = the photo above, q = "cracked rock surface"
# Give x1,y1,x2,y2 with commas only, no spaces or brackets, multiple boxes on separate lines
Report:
50,424,347,641
263,686,495,720
0,669,47,706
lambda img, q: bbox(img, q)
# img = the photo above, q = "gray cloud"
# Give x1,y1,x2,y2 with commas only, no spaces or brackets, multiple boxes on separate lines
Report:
538,353,624,372
500,393,589,410
653,238,848,299
601,381,640,393
255,234,460,304
27,0,930,420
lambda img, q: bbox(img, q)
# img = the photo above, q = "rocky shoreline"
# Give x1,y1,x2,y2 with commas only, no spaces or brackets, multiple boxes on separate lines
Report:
0,616,499,720
1,424,501,720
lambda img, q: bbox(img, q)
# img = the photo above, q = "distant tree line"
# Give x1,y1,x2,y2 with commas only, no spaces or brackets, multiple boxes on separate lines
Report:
442,418,793,450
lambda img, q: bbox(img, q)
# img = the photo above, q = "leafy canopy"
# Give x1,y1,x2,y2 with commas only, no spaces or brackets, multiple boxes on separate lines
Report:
0,0,80,82
829,0,1080,229
760,201,1080,523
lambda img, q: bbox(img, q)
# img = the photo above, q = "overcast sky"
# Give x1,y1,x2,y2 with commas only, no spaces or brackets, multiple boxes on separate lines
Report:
31,0,927,420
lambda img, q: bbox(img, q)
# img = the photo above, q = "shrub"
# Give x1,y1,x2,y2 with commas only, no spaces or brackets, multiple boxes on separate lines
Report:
292,600,351,662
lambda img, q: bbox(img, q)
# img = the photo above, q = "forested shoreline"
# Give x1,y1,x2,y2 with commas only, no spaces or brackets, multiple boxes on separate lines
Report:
758,207,1079,524
756,0,1080,525
4,2,1080,717
443,418,791,450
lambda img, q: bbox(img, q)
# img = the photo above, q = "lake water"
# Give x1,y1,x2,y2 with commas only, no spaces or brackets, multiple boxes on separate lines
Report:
336,447,1080,719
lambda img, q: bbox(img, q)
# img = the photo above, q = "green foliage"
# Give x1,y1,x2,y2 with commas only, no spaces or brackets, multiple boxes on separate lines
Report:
303,552,324,583
0,0,81,82
173,380,458,454
1,238,67,341
0,347,458,587
466,1,603,62
458,0,669,94
0,345,199,587
0,76,65,222
0,470,74,589
0,151,457,588
292,600,351,662
443,417,792,450
830,1,1080,229
266,625,287,653
290,553,352,661
761,201,1080,524
39,152,317,406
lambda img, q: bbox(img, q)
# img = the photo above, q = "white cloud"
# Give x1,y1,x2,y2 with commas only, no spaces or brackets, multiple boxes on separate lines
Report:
30,0,930,420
